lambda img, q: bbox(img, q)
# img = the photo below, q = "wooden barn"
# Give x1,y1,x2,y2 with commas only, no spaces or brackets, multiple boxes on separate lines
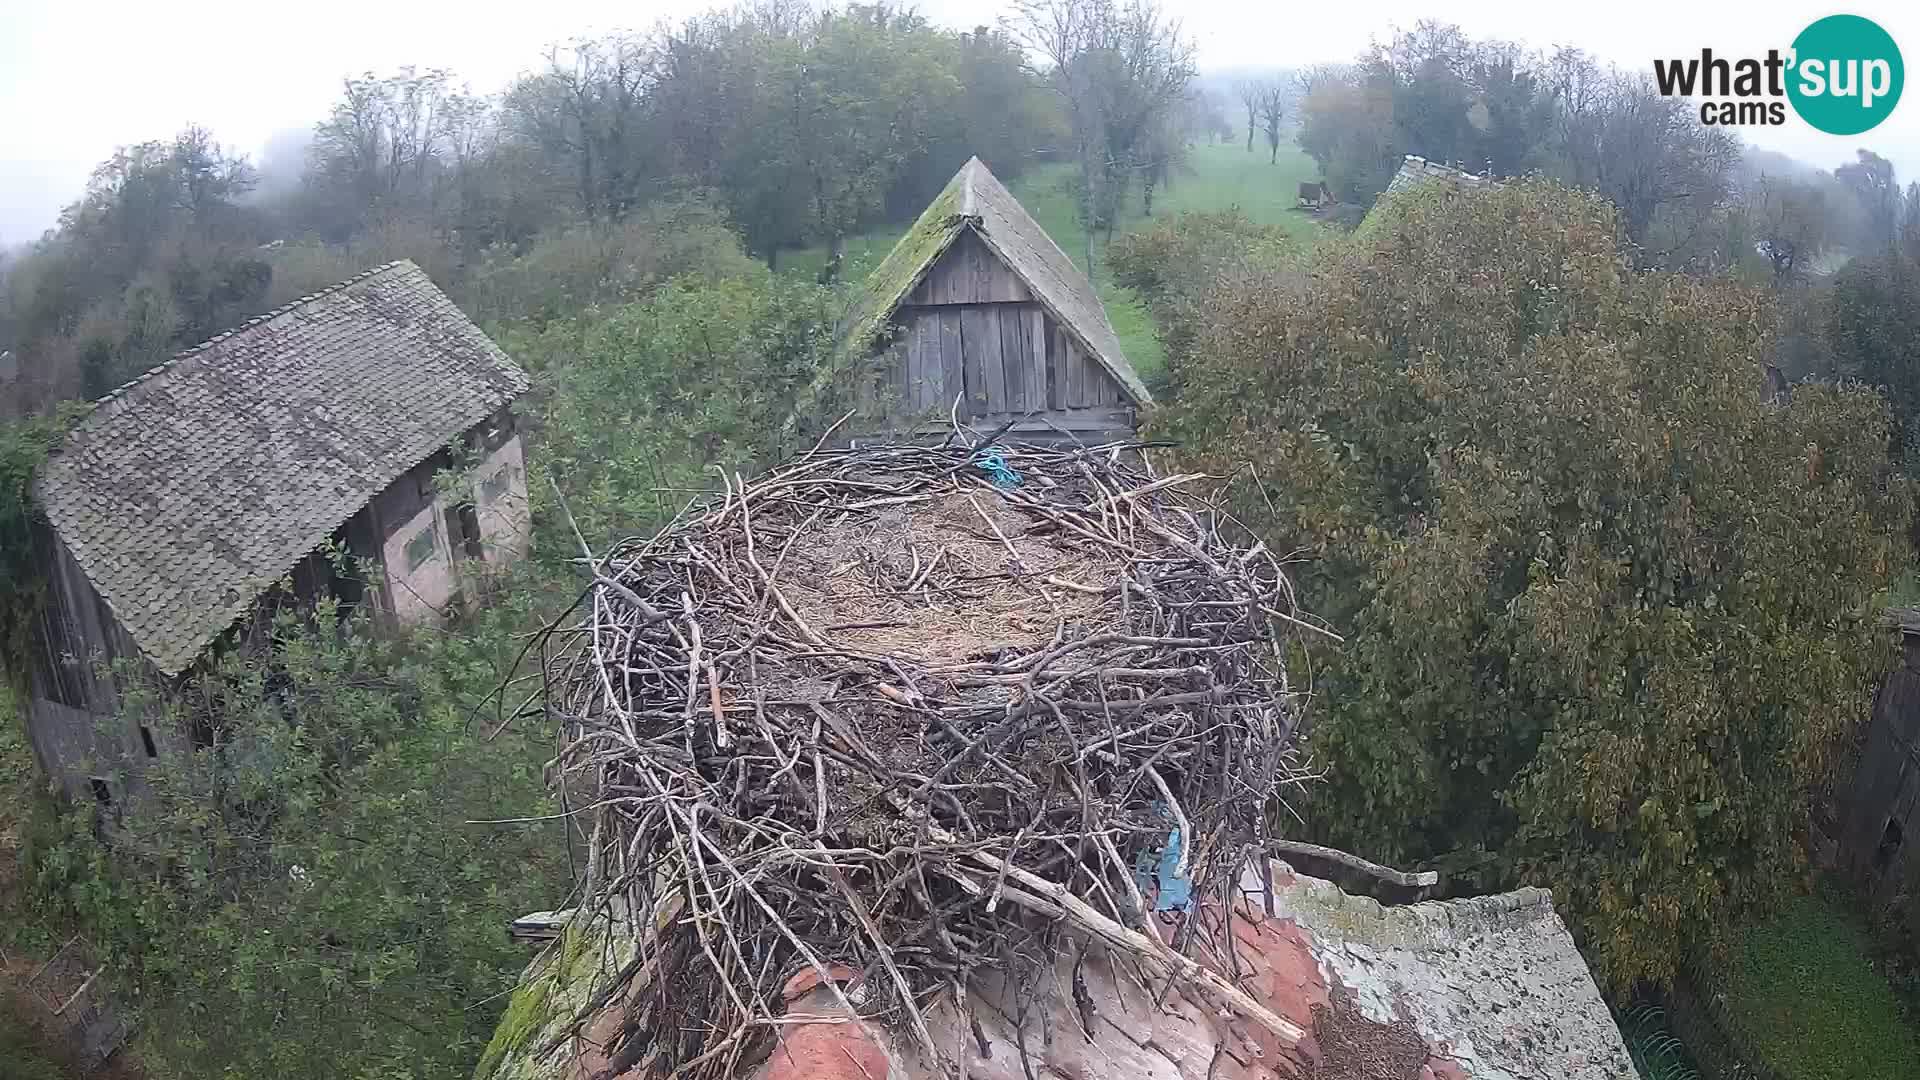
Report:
1838,618,1920,897
830,157,1150,445
19,261,533,803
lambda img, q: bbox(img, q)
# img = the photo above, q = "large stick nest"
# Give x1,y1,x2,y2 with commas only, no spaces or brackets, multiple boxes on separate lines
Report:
539,439,1322,1078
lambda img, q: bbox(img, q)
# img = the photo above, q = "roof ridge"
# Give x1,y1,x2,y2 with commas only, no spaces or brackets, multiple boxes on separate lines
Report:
66,260,416,440
959,156,982,219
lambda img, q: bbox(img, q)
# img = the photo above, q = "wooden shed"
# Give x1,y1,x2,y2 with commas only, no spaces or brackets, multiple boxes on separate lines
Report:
829,157,1150,445
1838,619,1920,897
18,261,533,804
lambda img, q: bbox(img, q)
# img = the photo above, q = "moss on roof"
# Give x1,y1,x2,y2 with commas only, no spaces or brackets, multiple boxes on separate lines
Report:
841,172,968,355
474,921,636,1080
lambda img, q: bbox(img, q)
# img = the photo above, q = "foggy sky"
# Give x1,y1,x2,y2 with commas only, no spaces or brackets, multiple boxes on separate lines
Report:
3,0,1917,247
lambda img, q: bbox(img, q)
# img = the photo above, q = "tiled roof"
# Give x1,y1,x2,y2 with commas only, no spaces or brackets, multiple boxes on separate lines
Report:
36,261,528,676
1384,154,1490,196
485,861,1634,1080
845,157,1150,406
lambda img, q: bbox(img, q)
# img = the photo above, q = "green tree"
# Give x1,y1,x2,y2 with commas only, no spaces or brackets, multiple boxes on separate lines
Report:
1837,149,1900,251
1151,178,1911,991
2,128,269,407
500,273,837,548
1826,251,1920,468
0,412,72,688
781,6,961,280
505,40,661,227
29,590,570,1080
1295,64,1398,204
1747,174,1833,284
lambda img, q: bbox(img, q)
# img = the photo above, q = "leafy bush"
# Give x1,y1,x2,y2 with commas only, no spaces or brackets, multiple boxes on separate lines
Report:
501,273,839,552
1152,177,1912,991
461,198,758,327
1108,209,1298,392
25,585,570,1080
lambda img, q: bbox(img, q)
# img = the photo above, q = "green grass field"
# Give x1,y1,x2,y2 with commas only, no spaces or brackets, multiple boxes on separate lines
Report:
790,140,1325,384
1718,888,1920,1079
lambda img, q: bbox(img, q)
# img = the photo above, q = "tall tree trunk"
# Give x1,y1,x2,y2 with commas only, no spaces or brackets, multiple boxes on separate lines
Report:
1078,151,1098,278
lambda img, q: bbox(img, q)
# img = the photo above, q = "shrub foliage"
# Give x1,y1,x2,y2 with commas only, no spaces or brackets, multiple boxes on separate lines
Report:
27,592,570,1079
1152,178,1912,990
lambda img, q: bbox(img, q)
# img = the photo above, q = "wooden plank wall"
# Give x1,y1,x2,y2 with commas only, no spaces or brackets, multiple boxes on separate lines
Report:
905,230,1034,305
24,525,153,800
878,230,1132,432
1841,643,1920,897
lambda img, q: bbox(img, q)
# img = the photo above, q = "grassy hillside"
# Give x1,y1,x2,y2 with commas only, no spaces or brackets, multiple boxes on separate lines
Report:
1715,887,1920,1079
790,140,1324,384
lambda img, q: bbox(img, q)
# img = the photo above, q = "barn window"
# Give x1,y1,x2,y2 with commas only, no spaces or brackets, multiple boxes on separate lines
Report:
480,467,511,505
139,725,158,759
405,521,439,571
88,776,112,806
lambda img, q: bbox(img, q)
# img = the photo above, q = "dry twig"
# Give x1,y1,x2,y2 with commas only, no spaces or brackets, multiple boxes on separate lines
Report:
538,437,1316,1079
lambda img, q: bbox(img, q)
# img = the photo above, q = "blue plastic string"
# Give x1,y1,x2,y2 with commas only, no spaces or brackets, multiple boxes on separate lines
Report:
1130,800,1192,913
970,448,1023,490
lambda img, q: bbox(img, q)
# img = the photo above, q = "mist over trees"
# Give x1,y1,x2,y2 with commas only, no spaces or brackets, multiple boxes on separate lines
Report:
1014,0,1196,272
9,7,1920,1074
0,3,1141,413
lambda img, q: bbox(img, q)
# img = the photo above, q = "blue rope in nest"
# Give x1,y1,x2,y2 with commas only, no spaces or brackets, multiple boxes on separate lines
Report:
970,448,1023,490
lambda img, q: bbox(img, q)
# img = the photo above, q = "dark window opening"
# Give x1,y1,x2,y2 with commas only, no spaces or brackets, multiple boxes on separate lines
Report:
88,776,112,806
139,725,158,759
454,504,484,560
1875,818,1905,872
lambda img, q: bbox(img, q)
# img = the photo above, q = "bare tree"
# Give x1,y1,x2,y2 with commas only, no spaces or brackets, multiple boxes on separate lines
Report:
1252,79,1286,163
1545,51,1738,258
1749,174,1830,284
505,34,660,222
1234,79,1258,153
1014,0,1195,274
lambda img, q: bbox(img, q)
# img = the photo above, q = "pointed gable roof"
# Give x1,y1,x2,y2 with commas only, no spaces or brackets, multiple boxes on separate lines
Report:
35,260,529,676
846,157,1150,405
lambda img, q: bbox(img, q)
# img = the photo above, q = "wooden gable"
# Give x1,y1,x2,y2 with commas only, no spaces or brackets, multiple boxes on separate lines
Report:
904,230,1034,305
857,228,1133,441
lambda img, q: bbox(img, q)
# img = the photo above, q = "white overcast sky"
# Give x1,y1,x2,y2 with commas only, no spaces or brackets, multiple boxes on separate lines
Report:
2,0,1918,246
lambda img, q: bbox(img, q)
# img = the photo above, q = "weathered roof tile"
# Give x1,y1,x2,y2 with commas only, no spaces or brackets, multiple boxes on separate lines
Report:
1384,153,1489,196
36,260,527,676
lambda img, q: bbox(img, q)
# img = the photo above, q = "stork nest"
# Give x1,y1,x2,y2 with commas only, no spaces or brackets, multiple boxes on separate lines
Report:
537,439,1324,1078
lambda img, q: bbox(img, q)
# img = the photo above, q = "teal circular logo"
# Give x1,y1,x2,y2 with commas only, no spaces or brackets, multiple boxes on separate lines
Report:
1787,15,1903,135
